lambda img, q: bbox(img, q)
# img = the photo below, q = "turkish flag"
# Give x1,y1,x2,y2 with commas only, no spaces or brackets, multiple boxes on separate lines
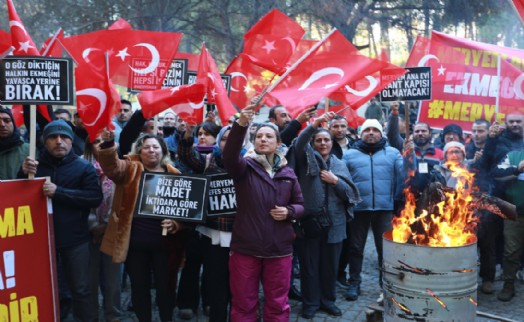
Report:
11,105,24,128
196,44,237,125
241,9,304,75
329,64,406,110
225,56,276,109
7,0,39,56
75,54,121,142
108,18,132,30
39,28,64,57
60,29,183,90
137,84,206,124
269,30,398,117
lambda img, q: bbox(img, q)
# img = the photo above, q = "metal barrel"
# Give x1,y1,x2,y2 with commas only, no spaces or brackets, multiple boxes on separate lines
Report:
382,231,478,322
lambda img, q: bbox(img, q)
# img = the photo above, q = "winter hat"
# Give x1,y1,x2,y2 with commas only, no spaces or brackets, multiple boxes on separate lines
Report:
443,141,466,157
43,119,74,140
443,123,463,138
359,119,384,136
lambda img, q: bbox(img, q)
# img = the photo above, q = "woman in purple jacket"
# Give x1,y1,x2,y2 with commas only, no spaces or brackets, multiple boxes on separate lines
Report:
222,103,304,322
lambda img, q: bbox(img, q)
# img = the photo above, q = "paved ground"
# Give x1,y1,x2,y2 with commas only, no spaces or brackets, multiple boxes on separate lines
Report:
83,231,523,322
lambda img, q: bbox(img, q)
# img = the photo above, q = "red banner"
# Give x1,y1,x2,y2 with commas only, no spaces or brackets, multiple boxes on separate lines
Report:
418,31,524,131
0,179,58,321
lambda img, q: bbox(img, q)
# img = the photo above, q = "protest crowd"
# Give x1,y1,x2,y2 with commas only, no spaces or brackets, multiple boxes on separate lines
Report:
2,2,524,322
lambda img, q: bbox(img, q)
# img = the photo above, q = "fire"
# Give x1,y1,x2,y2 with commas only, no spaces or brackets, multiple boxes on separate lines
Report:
392,162,478,247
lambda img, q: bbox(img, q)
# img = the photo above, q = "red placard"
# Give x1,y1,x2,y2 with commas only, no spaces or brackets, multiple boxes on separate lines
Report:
0,178,58,321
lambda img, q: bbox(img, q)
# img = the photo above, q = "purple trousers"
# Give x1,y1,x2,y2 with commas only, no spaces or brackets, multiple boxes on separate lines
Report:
229,251,292,322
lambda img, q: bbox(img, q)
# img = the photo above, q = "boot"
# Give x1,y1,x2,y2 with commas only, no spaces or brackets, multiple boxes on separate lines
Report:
497,282,515,302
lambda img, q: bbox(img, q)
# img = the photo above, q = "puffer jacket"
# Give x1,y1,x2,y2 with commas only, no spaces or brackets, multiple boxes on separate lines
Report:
343,140,403,211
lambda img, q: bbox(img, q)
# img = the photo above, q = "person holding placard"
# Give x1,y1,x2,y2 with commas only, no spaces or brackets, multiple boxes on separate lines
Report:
96,131,183,322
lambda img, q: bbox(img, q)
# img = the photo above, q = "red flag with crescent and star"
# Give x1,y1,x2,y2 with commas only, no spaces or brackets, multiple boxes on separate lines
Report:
60,29,183,91
137,84,207,122
225,56,276,109
75,53,121,142
196,44,238,125
6,0,39,56
7,0,53,122
418,31,524,130
269,30,403,117
328,63,407,110
241,9,305,75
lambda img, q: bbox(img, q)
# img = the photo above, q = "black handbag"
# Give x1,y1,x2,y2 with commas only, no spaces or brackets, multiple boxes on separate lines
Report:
297,183,332,238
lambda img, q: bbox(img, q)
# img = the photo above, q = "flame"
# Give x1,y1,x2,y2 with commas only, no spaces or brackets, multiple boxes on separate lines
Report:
469,297,477,306
392,162,477,247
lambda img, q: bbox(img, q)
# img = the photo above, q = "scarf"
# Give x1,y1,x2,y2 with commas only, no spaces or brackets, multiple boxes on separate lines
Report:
354,137,387,154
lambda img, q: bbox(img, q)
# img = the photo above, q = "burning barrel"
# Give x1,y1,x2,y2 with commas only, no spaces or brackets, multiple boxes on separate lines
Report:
382,231,477,321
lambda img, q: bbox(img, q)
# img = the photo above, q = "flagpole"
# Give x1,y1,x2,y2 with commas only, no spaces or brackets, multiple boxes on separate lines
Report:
495,53,501,123
42,28,62,57
253,28,338,108
28,105,36,179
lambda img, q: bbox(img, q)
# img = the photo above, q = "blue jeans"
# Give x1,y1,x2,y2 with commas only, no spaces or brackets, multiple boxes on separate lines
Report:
56,242,94,322
348,211,392,287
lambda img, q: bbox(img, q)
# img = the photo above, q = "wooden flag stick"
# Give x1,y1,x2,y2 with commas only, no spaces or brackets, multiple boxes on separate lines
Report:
404,101,411,139
28,105,37,179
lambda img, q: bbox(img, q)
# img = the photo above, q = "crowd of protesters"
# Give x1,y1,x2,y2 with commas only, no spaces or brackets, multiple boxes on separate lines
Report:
0,97,523,321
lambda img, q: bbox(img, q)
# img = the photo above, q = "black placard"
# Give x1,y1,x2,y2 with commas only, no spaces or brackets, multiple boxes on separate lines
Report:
380,67,432,102
0,56,73,104
135,173,208,223
207,173,237,217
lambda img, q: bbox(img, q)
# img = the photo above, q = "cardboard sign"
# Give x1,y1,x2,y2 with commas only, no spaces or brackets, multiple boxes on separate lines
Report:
207,173,237,217
135,173,208,223
0,56,73,104
380,66,432,102
0,178,59,321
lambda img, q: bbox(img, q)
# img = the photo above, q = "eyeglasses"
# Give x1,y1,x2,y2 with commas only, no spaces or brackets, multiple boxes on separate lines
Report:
447,149,463,155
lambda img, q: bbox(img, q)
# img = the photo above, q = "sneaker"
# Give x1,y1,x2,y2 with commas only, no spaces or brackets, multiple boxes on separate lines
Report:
480,281,495,294
497,282,515,302
376,292,384,306
179,308,194,320
344,283,360,301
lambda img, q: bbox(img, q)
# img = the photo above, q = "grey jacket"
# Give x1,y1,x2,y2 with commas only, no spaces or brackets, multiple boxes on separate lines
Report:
293,125,361,243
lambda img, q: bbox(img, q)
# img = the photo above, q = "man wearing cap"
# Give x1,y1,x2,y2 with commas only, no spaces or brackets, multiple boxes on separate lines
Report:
19,119,103,322
341,119,404,302
0,106,29,180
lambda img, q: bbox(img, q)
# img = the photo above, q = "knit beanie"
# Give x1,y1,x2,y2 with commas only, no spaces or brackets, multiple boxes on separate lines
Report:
0,106,16,125
443,141,466,157
359,119,384,136
43,119,74,140
443,124,463,138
